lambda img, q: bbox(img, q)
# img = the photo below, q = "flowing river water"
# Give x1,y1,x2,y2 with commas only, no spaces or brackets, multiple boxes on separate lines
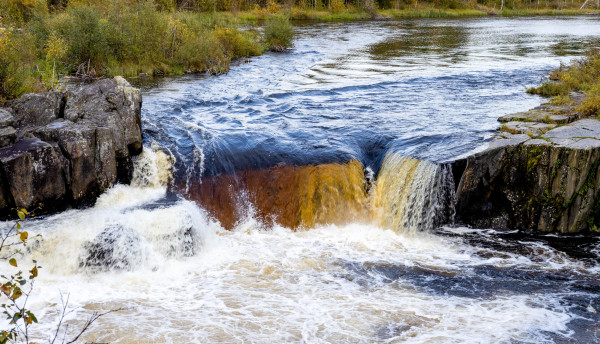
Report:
3,16,600,343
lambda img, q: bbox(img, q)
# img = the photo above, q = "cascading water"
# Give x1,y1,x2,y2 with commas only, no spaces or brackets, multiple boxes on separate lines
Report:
4,145,599,343
370,153,456,233
183,154,455,232
3,17,600,344
10,147,211,276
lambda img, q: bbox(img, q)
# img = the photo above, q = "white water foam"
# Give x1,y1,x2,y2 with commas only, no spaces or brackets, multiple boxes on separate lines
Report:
1,147,594,343
15,223,581,343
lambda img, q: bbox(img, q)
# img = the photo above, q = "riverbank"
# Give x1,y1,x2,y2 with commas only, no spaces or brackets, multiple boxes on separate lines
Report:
1,0,599,103
0,7,292,103
454,50,600,234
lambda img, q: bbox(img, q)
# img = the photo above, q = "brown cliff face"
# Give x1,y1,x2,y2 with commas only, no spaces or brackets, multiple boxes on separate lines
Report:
0,77,143,215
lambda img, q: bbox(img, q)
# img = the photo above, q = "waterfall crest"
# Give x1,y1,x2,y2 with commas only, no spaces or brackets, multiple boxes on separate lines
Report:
370,153,455,233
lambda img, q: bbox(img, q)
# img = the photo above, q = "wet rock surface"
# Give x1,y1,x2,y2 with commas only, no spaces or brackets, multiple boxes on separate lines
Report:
0,77,142,215
79,225,145,271
455,93,600,233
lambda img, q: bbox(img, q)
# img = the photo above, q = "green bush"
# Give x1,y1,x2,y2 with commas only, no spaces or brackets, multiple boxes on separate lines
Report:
59,5,108,68
0,27,37,102
263,16,294,52
104,0,169,65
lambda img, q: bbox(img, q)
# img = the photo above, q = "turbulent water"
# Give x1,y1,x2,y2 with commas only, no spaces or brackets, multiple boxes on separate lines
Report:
2,17,600,343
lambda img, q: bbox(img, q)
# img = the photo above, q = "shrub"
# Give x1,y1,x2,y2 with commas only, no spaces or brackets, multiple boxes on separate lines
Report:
577,85,600,117
215,26,264,58
104,0,169,65
330,0,346,12
263,16,294,52
58,5,108,68
175,30,231,73
0,0,47,24
0,25,36,102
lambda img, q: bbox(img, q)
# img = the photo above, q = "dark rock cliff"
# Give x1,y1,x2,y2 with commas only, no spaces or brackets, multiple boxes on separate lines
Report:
454,95,600,234
0,76,142,215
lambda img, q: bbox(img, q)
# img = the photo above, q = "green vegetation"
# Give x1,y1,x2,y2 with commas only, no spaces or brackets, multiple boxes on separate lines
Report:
0,0,295,102
264,16,294,51
0,0,598,102
1,209,39,344
528,49,600,117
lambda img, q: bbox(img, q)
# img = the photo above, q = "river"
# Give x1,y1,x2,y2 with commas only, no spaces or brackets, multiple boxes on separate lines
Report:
5,16,600,343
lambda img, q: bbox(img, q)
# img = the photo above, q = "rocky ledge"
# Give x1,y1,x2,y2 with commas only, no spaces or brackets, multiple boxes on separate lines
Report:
0,77,142,216
454,92,600,234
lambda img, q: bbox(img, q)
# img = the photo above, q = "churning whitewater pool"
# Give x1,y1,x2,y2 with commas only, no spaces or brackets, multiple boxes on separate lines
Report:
3,17,600,343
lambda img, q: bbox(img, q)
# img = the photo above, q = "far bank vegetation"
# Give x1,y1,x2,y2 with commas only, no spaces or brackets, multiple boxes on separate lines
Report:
1,0,598,102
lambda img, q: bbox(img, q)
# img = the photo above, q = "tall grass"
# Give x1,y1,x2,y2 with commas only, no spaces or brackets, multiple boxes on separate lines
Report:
528,49,600,117
0,1,275,101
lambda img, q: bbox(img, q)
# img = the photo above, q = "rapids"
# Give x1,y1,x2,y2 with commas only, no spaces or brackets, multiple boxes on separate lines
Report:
1,16,600,343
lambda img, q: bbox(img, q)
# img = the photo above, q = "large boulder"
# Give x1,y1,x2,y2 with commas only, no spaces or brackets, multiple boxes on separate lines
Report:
34,120,99,201
0,77,143,216
7,92,66,127
64,76,142,158
0,138,68,211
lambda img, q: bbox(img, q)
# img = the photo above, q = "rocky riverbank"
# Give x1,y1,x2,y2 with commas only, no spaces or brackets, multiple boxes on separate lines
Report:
0,77,142,216
454,92,600,234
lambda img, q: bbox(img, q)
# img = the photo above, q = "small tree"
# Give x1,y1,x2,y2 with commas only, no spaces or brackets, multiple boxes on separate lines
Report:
0,209,39,344
1,209,122,343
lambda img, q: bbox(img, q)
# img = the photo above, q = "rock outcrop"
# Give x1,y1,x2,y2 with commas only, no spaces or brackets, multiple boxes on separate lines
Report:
455,94,600,233
0,77,142,215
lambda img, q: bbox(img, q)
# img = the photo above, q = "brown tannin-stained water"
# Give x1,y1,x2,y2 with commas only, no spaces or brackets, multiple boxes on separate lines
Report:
2,17,600,343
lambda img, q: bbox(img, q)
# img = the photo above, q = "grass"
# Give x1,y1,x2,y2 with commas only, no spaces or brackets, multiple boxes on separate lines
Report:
528,49,600,117
0,2,297,102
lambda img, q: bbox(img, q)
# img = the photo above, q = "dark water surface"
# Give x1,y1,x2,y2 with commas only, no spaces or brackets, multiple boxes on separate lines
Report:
139,16,600,181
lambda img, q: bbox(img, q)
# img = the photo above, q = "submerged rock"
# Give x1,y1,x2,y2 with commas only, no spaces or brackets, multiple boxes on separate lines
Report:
162,226,196,258
79,225,145,271
0,77,143,215
455,97,600,234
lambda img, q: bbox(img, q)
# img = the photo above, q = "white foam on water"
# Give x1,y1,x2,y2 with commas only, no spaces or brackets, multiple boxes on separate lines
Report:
11,220,583,344
1,147,594,343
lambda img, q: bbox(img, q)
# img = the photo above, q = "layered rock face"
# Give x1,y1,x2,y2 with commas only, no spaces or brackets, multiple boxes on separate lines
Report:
0,77,142,215
455,96,600,233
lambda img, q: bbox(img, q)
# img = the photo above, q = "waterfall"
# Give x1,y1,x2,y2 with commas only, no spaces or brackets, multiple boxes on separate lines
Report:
8,149,456,275
184,159,369,229
370,153,455,233
131,144,175,188
183,152,455,232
